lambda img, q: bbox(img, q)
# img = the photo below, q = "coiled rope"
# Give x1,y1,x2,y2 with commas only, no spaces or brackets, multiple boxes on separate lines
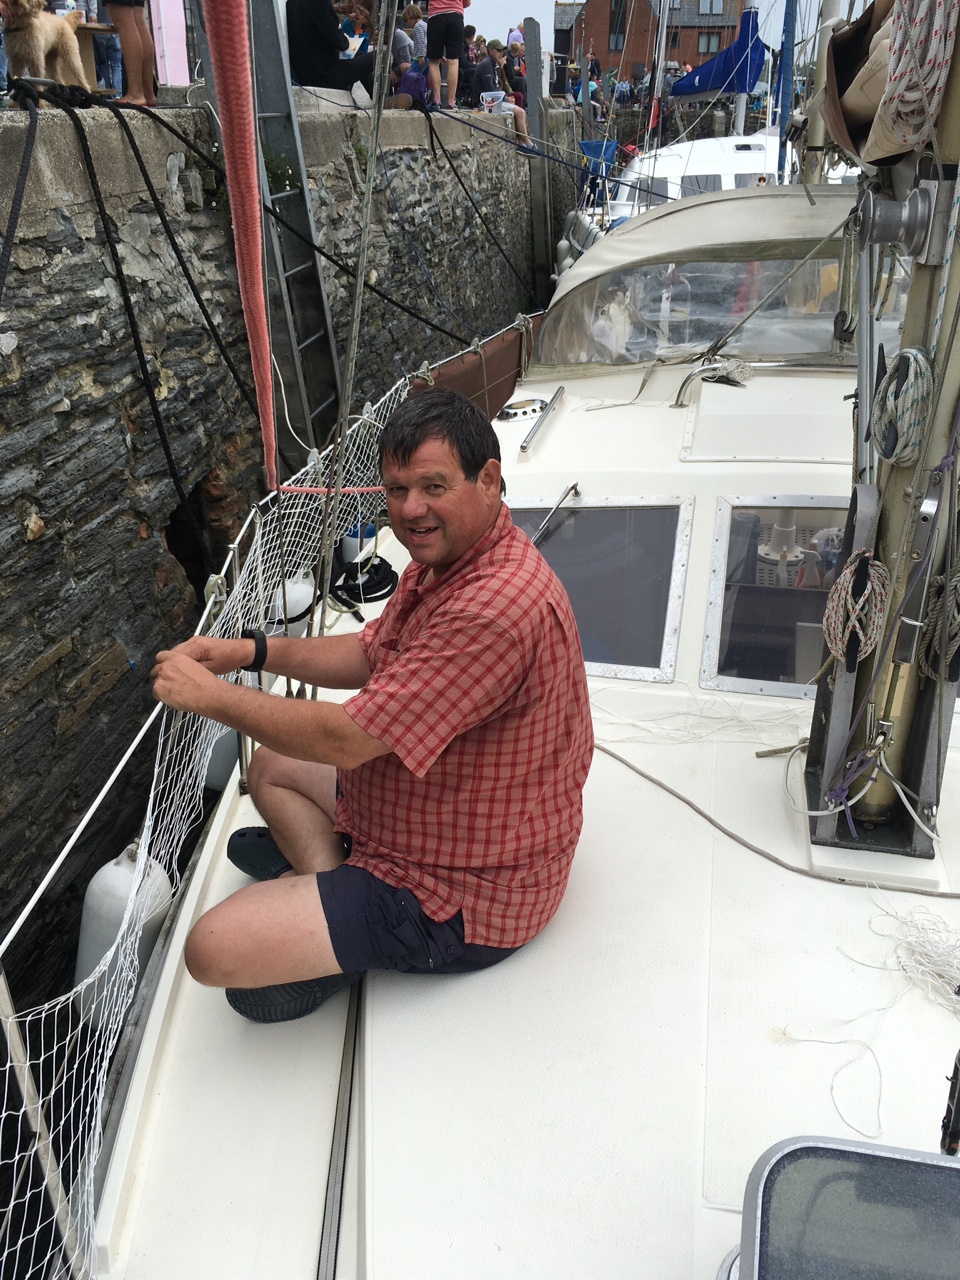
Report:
823,548,892,662
918,569,960,678
876,0,960,155
868,346,934,466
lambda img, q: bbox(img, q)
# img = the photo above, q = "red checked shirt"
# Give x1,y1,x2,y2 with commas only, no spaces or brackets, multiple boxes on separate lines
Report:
337,502,594,948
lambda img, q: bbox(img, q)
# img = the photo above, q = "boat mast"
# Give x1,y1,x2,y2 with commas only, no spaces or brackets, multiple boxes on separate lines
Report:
777,0,795,182
801,0,842,182
645,0,671,151
805,41,960,860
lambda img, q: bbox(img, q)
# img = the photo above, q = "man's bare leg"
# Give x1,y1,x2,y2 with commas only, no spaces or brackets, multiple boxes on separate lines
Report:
246,747,344,873
185,876,343,987
445,58,458,107
184,747,348,988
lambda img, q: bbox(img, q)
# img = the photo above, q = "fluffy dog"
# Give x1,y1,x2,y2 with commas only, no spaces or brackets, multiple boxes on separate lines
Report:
0,0,90,89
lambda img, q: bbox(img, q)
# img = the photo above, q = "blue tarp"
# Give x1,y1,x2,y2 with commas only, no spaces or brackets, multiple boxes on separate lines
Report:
669,8,764,97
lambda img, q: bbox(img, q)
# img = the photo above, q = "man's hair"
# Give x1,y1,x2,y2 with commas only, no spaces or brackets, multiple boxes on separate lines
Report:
463,24,476,39
378,389,503,490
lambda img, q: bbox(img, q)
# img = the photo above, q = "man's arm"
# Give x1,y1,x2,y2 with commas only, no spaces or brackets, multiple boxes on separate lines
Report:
151,647,389,769
169,631,372,689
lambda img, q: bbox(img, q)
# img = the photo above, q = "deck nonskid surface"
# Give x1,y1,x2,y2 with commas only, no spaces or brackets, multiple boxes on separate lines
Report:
348,736,960,1279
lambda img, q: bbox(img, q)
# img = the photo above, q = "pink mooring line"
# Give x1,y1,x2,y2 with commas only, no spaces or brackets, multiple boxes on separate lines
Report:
279,486,386,495
203,0,279,491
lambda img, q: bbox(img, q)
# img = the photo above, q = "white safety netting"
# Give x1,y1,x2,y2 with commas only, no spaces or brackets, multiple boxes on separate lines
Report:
0,375,411,1280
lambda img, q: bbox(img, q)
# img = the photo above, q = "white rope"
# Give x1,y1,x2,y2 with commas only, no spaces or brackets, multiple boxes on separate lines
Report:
868,346,934,467
875,0,960,153
823,548,892,662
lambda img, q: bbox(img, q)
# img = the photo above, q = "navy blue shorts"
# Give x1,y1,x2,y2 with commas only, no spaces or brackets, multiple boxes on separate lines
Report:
316,860,520,975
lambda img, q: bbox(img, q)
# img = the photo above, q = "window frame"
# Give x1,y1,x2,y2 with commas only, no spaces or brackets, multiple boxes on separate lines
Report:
508,494,694,683
700,494,847,700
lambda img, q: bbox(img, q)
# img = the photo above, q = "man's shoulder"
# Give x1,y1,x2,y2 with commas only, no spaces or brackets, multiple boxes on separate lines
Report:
448,521,563,624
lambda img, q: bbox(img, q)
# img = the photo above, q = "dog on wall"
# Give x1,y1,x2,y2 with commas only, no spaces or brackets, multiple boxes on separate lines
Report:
0,0,90,89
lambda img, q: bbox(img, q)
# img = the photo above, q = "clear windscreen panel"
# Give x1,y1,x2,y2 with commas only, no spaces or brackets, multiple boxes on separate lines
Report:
535,255,908,366
511,505,681,677
713,502,848,691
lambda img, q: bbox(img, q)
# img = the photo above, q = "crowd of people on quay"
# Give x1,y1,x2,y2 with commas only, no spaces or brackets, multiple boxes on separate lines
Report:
285,0,539,148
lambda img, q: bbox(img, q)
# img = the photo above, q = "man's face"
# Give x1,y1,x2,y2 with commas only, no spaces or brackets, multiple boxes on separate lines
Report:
492,48,505,65
382,436,501,578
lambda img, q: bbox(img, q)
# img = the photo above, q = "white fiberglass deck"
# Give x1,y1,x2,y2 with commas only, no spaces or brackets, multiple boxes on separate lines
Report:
98,695,960,1280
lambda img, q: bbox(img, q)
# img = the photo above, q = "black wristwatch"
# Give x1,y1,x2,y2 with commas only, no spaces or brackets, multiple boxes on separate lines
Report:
240,628,268,673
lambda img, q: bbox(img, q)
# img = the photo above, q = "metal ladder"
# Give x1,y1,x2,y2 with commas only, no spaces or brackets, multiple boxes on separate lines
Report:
197,0,342,476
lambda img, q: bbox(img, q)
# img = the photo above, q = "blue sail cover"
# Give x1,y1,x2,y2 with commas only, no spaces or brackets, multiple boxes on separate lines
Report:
669,8,764,97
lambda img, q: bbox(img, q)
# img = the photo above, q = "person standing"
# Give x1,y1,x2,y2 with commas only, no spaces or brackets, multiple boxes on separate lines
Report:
426,0,470,110
104,0,157,106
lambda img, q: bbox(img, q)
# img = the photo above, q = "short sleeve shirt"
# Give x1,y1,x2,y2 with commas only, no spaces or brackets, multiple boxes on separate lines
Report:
337,503,594,948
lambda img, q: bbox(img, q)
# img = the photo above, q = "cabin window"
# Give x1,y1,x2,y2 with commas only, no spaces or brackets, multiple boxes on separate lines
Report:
698,31,722,53
735,172,775,187
701,497,849,698
534,254,908,366
510,498,693,681
680,174,722,196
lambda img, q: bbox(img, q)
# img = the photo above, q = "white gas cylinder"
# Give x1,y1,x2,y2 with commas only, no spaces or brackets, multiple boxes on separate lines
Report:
74,843,172,1023
265,570,316,637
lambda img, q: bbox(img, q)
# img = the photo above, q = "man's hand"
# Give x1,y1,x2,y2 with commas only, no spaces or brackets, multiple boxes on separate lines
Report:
167,635,253,675
152,648,224,715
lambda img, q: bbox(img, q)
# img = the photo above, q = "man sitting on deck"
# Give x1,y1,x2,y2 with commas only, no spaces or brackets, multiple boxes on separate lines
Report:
151,390,594,1022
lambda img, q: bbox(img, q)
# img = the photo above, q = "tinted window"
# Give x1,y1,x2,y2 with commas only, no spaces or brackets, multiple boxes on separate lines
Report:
715,503,846,687
512,506,680,673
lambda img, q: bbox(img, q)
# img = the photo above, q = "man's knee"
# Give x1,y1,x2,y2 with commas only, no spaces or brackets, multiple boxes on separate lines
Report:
184,916,231,987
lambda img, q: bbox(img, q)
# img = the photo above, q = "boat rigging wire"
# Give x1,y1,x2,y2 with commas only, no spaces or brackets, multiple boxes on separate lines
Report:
594,742,960,900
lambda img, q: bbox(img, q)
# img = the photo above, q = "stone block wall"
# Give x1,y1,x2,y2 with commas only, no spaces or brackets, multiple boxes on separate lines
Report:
0,100,538,1005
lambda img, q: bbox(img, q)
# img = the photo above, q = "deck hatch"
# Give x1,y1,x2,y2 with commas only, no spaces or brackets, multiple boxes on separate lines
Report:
510,496,692,682
740,1138,960,1279
702,496,849,699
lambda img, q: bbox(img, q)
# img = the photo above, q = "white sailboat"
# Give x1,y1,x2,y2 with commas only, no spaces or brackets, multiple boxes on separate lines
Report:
556,6,772,276
4,0,960,1275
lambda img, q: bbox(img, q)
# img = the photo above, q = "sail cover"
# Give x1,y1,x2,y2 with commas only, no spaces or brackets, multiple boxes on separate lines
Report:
669,8,764,97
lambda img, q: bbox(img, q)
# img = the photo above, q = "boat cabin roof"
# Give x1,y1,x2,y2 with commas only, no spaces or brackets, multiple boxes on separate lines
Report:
551,185,856,306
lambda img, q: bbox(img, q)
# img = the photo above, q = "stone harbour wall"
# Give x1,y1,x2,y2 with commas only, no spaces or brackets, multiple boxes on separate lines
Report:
296,98,538,406
0,101,537,1005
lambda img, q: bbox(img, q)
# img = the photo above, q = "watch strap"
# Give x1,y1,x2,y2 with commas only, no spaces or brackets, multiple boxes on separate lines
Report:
240,628,268,673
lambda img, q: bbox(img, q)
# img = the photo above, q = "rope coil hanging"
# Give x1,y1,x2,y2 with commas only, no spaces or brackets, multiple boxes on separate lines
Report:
869,347,934,467
918,570,960,678
876,0,960,154
823,548,892,663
